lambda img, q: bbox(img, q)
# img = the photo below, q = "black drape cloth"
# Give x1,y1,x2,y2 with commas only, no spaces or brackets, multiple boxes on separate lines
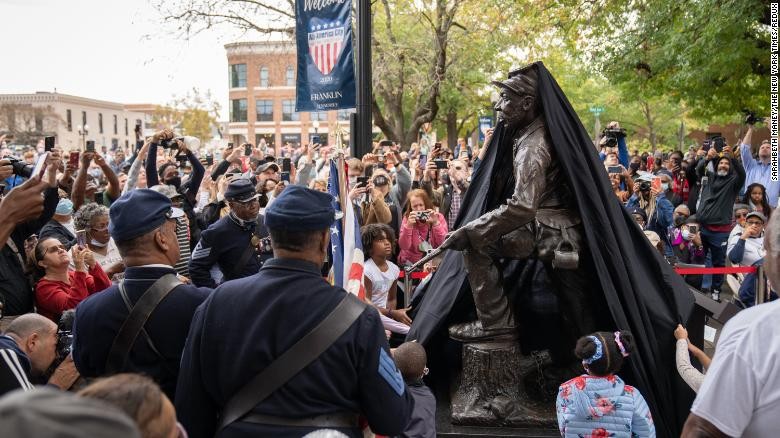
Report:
407,62,695,437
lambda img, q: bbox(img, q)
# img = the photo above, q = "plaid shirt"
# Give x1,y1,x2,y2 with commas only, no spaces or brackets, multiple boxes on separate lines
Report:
448,189,462,230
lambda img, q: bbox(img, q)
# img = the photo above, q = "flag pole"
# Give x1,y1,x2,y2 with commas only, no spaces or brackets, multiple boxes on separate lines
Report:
333,122,348,233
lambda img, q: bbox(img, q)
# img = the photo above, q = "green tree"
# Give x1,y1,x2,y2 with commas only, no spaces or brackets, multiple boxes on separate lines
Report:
151,88,221,141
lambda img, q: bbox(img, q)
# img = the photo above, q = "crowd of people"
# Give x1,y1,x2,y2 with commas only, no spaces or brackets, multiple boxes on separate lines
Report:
604,121,773,305
0,117,777,437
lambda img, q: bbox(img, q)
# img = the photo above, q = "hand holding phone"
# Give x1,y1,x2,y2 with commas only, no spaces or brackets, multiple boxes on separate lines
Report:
76,230,88,248
45,136,55,152
85,141,96,153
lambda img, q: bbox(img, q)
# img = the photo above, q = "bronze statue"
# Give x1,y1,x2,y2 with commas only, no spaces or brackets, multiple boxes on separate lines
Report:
441,67,595,344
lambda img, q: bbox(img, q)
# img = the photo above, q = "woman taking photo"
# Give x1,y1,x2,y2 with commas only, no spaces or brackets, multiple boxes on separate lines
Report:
74,203,124,279
398,189,448,266
31,237,111,321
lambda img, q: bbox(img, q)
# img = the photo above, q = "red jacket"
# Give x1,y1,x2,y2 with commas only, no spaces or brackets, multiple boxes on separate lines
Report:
35,264,111,321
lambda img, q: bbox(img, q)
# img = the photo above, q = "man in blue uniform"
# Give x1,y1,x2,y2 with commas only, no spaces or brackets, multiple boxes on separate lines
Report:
176,185,414,438
188,178,271,287
72,189,212,400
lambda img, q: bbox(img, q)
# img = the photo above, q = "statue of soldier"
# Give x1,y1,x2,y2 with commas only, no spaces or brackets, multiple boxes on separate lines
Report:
441,67,595,345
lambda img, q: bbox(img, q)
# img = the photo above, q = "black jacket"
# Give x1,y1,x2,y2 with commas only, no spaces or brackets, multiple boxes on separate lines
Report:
39,219,76,248
696,156,746,226
176,258,415,438
0,187,58,316
72,266,211,400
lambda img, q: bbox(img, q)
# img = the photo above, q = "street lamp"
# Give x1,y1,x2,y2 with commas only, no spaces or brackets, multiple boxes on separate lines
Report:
77,124,89,150
312,119,320,143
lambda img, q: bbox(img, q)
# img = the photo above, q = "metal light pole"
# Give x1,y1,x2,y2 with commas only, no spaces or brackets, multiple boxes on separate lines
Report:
355,0,372,157
77,124,89,151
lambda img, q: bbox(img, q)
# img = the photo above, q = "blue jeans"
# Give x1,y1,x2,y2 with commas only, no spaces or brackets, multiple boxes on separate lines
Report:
700,227,729,292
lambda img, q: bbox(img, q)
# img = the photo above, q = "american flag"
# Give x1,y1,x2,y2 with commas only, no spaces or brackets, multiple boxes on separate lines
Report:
328,159,365,299
308,21,346,76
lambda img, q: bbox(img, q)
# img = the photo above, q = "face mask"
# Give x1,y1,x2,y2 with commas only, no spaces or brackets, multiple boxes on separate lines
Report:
55,198,74,215
348,176,357,188
681,230,694,241
90,238,108,248
166,176,182,189
661,183,669,191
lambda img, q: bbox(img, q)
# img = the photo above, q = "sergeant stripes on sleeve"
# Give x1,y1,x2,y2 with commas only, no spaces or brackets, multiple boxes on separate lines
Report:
0,349,34,391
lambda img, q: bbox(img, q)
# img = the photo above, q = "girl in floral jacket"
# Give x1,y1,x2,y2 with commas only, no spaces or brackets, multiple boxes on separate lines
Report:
556,331,655,438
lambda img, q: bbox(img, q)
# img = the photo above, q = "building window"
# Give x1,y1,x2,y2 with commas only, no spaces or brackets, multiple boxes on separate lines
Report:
82,111,87,126
255,133,274,148
337,109,352,121
286,66,295,86
113,115,118,135
125,118,128,136
282,100,299,121
260,67,269,87
230,99,248,122
256,100,274,122
281,133,302,146
66,109,72,132
111,138,119,150
230,64,247,88
311,111,328,121
35,114,43,132
98,113,104,133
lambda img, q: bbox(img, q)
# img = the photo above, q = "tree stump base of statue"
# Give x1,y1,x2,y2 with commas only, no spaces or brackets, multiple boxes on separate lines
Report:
451,340,557,427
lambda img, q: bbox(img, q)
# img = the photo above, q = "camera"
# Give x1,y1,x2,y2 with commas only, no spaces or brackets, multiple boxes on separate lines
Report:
639,180,651,192
2,156,33,178
56,310,75,360
159,137,183,149
373,175,389,186
417,211,430,222
601,127,627,148
743,109,765,125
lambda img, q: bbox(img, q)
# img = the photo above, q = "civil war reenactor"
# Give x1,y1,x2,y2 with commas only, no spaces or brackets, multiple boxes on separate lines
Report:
188,178,272,288
71,189,212,400
175,185,414,438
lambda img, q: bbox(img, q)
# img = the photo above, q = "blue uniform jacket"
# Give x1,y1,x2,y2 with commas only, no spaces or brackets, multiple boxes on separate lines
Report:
72,266,212,400
188,214,269,288
175,258,415,438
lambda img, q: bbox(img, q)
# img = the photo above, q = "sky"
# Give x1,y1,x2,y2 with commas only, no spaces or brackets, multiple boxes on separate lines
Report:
0,0,244,120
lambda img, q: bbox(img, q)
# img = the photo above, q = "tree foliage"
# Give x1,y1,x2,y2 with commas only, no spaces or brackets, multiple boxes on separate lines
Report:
151,88,221,141
0,104,62,147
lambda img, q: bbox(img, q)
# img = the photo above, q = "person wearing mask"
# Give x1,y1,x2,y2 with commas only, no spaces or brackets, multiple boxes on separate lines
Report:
0,314,58,396
73,203,123,279
189,178,270,288
671,215,705,288
398,189,448,266
144,130,205,248
696,148,746,301
39,197,77,248
72,190,211,401
657,170,683,207
740,124,779,208
628,155,642,181
31,237,111,322
176,186,414,438
741,183,772,219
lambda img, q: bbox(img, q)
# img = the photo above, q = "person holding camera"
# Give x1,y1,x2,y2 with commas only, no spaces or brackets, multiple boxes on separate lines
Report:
670,214,705,288
145,129,205,248
71,149,121,212
349,175,392,226
696,147,746,301
627,174,674,253
31,237,111,322
0,151,61,325
599,121,629,168
398,189,448,266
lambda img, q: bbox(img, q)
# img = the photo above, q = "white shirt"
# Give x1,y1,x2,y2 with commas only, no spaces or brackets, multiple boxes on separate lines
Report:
363,258,400,308
92,239,122,271
690,299,780,437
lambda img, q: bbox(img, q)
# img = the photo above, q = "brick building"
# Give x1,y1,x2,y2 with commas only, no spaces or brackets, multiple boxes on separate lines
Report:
225,40,352,149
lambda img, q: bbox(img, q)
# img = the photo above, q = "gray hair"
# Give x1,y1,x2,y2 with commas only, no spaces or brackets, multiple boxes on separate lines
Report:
74,202,109,231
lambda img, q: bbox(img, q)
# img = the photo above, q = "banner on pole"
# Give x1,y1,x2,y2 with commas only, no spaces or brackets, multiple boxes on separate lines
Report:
295,0,356,112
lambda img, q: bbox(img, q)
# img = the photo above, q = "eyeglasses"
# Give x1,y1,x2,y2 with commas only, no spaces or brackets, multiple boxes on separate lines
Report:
746,220,764,226
45,244,67,254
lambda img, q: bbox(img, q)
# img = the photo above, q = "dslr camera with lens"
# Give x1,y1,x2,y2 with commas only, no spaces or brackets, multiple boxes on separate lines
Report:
743,109,765,125
601,127,627,148
2,156,34,178
639,180,651,192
